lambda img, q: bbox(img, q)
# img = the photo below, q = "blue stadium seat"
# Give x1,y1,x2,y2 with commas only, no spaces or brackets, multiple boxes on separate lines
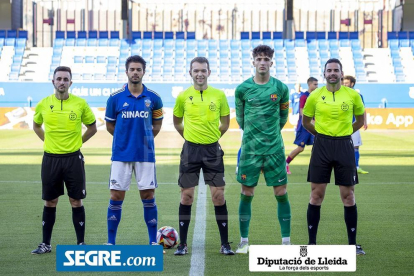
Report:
7,30,17,38
9,72,19,81
85,56,95,63
340,40,351,47
284,40,294,50
230,40,241,51
399,32,409,47
74,56,83,63
66,39,75,46
83,73,92,80
5,38,15,46
98,39,109,47
197,40,208,51
96,56,106,64
76,39,86,46
318,40,329,51
187,32,195,40
187,40,197,52
307,40,318,50
262,32,271,40
13,55,23,63
349,32,358,40
387,31,398,40
109,39,120,47
89,31,98,39
241,40,251,51
251,39,262,48
316,32,326,40
94,73,105,80
208,40,218,50
0,30,6,38
11,63,21,72
0,37,4,47
306,31,316,41
56,31,65,39
219,40,230,51
18,30,27,39
175,50,185,60
241,32,250,40
108,56,118,65
351,40,362,50
77,31,87,39
110,31,119,39
295,39,306,47
329,40,339,50
251,32,260,40
338,32,348,40
99,31,109,39
273,32,283,40
106,65,117,73
87,39,97,46
176,31,185,39
15,47,25,56
67,31,76,39
132,31,142,40
327,32,337,40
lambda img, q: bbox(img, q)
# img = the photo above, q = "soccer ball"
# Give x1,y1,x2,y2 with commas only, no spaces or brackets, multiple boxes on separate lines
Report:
156,226,179,249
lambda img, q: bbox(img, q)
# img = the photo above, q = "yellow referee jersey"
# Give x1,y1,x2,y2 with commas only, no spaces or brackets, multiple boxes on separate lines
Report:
173,85,230,144
34,94,96,154
303,86,364,136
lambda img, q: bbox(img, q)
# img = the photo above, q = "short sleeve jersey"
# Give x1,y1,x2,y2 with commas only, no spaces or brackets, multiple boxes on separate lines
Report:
290,92,302,114
105,84,163,162
303,86,365,136
33,94,96,154
235,77,290,155
173,85,230,144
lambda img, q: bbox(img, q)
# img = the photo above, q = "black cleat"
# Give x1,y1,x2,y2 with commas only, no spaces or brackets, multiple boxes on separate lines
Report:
356,244,365,255
220,243,235,255
31,243,52,255
174,243,188,255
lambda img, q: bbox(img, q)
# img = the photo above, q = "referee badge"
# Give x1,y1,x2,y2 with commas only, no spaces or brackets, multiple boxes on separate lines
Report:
209,102,217,111
69,111,77,121
341,102,349,111
270,94,278,101
145,99,151,108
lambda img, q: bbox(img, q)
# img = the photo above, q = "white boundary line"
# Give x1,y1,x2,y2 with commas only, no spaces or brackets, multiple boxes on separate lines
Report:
189,172,207,276
1,180,413,185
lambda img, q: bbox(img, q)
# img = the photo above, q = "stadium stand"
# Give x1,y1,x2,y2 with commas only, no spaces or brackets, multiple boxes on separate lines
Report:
1,29,411,83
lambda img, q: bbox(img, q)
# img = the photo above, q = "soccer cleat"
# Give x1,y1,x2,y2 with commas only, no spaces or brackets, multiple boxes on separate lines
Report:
236,241,249,254
220,243,235,255
78,242,87,245
356,244,365,255
152,242,166,254
286,164,291,175
103,243,113,245
357,167,369,174
31,243,52,255
174,243,188,255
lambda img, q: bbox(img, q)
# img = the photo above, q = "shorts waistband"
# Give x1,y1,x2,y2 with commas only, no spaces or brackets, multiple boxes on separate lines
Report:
185,140,218,147
316,133,351,140
44,150,81,157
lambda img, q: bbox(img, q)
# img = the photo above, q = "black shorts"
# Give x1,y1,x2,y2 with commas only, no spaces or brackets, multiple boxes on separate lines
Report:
178,141,225,188
307,134,358,186
41,150,86,200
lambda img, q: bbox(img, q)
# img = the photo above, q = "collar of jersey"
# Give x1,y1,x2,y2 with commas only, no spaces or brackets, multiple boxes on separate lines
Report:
125,83,148,98
53,93,71,101
191,85,211,93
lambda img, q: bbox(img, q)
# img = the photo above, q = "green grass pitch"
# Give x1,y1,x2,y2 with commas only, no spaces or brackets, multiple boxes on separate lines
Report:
0,130,413,276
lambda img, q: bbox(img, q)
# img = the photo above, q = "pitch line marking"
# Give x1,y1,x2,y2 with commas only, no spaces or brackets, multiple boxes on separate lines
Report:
189,171,207,276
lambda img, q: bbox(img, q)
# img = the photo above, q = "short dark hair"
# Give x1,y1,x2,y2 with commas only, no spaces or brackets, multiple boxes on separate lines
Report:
324,58,343,71
53,66,72,79
343,75,356,86
307,77,318,83
125,55,146,71
190,57,210,71
252,45,274,59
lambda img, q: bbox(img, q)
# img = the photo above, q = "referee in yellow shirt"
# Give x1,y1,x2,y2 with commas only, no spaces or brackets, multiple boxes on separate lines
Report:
31,66,97,254
172,57,234,256
302,59,366,255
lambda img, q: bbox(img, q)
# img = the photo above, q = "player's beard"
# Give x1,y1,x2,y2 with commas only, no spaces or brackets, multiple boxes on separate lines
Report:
129,76,141,84
54,84,68,94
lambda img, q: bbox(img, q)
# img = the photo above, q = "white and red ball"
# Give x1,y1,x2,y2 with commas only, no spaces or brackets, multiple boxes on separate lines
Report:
156,226,179,249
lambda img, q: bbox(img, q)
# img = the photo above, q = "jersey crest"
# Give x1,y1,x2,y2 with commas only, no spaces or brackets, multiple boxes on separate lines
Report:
145,98,151,108
270,94,278,101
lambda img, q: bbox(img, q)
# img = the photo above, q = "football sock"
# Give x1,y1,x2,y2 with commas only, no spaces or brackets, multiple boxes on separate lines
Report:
72,206,86,244
214,201,229,245
276,193,291,238
344,204,358,245
239,194,253,238
286,156,293,164
42,206,56,245
107,200,123,245
142,198,158,244
307,203,321,245
178,203,192,245
241,237,248,243
354,148,360,168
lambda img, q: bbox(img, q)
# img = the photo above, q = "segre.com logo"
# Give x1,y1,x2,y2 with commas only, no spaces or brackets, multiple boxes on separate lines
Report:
56,245,163,271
